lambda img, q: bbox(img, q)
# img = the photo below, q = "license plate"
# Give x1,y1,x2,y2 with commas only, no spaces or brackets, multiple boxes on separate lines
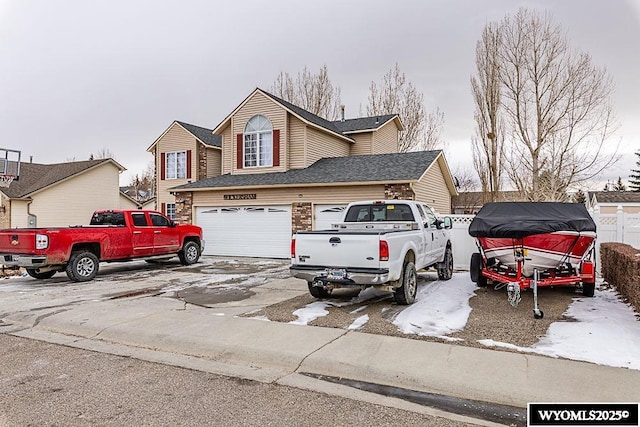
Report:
326,268,346,280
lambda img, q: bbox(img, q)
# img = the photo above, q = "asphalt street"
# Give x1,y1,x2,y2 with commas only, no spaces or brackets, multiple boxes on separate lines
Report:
0,334,470,427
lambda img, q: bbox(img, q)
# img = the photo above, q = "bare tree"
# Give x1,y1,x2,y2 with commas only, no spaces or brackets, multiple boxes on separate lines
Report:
90,148,115,160
128,161,155,202
270,64,342,120
471,22,504,202
497,8,618,201
367,63,440,152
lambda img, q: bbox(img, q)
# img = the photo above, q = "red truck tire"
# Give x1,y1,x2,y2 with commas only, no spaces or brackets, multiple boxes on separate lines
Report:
66,251,99,282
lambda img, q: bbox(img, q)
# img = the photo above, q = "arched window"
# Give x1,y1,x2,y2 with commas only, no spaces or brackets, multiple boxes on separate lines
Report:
244,115,272,167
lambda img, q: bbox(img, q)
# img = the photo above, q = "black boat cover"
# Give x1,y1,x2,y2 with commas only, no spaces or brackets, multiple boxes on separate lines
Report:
468,202,596,238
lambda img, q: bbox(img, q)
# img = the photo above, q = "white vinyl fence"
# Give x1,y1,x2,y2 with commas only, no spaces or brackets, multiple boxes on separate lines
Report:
449,206,640,272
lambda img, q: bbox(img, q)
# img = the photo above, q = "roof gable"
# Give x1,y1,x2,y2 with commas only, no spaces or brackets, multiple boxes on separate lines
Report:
176,121,221,148
1,159,124,199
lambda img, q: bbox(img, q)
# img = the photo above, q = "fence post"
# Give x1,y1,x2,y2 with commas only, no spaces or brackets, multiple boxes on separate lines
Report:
616,205,624,243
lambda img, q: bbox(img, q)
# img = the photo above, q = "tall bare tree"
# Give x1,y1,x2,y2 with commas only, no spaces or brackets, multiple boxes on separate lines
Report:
367,63,443,152
128,161,155,202
270,64,342,120
471,22,504,202
90,148,114,160
496,8,618,201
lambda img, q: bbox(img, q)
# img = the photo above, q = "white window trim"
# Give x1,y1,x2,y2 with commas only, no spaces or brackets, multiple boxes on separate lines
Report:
166,151,187,180
166,203,176,220
243,115,273,168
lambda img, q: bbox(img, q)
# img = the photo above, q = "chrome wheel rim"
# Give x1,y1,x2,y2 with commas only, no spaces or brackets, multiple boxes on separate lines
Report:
77,257,96,277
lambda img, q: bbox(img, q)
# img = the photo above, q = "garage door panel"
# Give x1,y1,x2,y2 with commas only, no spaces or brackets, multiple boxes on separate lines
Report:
314,205,347,230
196,206,291,258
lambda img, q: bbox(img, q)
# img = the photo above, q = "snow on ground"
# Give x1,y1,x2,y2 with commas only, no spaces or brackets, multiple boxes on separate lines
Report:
288,272,640,370
482,286,640,370
392,274,477,341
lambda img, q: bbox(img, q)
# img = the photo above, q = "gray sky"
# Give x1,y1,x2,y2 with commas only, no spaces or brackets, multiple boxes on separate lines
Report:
2,0,639,189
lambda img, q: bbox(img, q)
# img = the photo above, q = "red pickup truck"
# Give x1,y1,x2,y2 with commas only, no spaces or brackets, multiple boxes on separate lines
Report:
0,210,204,282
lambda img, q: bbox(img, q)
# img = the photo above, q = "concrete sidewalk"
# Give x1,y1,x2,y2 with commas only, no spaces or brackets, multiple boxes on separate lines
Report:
4,289,639,412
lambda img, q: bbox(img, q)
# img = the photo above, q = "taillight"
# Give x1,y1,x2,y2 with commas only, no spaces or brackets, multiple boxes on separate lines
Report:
379,240,389,261
36,234,49,249
291,238,296,259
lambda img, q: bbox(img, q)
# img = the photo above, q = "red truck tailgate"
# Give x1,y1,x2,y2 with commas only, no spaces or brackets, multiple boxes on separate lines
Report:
0,230,41,254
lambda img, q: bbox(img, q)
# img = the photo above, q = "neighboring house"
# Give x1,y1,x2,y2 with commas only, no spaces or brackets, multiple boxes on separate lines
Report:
588,191,640,214
0,159,125,228
451,191,524,214
119,186,156,210
148,87,457,258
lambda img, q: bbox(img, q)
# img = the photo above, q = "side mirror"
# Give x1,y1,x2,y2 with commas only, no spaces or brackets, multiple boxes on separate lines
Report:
434,219,444,229
170,220,177,227
443,217,452,229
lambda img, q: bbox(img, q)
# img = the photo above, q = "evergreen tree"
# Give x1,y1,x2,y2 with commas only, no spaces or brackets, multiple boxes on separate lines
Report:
613,176,626,191
630,150,640,192
574,189,587,204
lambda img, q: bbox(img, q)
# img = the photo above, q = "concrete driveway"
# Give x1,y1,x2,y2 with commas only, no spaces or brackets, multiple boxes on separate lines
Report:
1,256,639,423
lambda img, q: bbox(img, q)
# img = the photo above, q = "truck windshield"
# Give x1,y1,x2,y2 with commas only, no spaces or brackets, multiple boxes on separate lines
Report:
344,204,415,222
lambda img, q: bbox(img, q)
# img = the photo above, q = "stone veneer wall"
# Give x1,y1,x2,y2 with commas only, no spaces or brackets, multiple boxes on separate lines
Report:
384,184,415,200
174,191,193,224
0,197,9,229
198,144,207,180
292,202,312,233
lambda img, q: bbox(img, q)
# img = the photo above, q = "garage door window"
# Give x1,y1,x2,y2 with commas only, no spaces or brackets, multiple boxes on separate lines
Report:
244,115,272,168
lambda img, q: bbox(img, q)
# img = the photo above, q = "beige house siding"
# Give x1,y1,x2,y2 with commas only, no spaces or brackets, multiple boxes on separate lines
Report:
230,91,287,175
596,205,640,214
28,164,121,227
349,133,373,156
221,124,233,175
156,124,199,212
119,194,139,210
9,200,29,228
413,162,452,214
206,148,222,178
288,114,307,169
192,184,384,210
372,121,399,154
306,127,350,166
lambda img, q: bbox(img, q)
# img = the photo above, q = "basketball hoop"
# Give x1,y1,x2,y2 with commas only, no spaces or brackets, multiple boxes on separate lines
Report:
0,175,15,188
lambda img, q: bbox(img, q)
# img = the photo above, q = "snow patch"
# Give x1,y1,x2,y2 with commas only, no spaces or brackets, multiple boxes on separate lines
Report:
348,314,369,330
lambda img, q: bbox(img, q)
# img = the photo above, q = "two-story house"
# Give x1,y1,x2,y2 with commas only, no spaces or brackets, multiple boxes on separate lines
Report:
147,88,457,258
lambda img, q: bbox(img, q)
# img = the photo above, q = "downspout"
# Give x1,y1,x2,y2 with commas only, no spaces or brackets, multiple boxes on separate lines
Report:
26,198,37,227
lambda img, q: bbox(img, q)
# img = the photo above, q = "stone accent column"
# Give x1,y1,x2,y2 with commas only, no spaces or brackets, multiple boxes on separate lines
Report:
292,202,312,233
174,191,193,224
0,198,10,229
198,144,207,180
384,184,415,200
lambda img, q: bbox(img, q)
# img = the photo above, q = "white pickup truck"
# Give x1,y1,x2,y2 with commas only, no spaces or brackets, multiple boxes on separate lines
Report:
290,200,453,304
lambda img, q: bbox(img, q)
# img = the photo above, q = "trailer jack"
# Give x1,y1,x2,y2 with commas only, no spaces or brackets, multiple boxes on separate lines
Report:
532,269,544,319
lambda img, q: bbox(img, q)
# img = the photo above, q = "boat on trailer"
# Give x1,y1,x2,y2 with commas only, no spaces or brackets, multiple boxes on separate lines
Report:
468,202,597,319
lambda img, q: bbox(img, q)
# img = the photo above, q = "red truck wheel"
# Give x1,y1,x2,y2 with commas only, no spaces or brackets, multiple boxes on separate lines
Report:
66,251,99,282
26,269,56,280
178,241,200,266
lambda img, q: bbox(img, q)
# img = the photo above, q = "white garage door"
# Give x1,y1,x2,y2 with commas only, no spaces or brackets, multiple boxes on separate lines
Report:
314,204,347,230
196,206,291,258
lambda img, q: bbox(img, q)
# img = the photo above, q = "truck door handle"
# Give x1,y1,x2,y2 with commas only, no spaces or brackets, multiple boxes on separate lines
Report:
154,231,161,234
133,231,142,234
329,237,341,244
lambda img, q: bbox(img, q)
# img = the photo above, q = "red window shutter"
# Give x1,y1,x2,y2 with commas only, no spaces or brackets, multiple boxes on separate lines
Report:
273,129,280,167
236,133,243,169
160,153,166,180
161,202,166,214
186,150,192,179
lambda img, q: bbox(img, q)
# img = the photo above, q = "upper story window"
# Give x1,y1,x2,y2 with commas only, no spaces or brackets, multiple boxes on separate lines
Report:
244,115,272,168
166,151,186,179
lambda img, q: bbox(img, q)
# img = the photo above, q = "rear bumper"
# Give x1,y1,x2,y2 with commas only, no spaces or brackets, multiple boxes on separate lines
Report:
289,265,390,285
1,254,48,268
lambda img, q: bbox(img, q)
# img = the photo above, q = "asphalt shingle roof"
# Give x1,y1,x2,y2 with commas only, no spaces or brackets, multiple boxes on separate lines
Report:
1,159,115,198
171,151,441,191
590,191,640,203
260,89,399,138
331,115,398,133
176,121,221,148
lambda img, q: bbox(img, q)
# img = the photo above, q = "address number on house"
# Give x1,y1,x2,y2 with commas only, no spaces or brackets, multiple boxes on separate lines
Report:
224,194,257,200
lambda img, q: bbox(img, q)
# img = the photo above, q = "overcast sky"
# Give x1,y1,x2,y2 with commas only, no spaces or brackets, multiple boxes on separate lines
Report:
1,0,639,189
